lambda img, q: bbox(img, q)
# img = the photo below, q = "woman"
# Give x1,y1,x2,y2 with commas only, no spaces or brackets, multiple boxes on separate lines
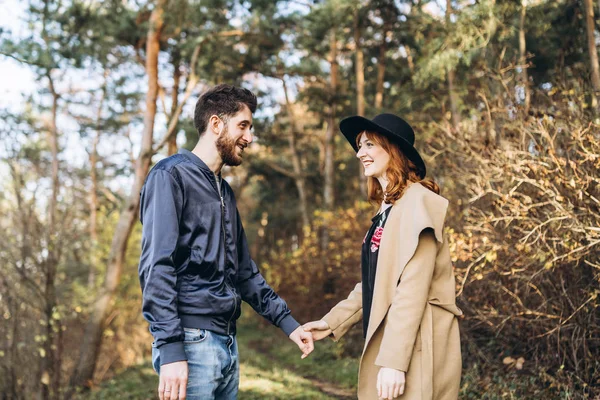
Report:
304,114,462,400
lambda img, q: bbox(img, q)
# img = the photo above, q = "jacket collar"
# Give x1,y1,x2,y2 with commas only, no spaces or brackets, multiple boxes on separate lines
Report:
178,149,219,176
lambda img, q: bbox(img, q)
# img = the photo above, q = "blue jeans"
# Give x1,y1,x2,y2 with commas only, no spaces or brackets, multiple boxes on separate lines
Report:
152,328,239,400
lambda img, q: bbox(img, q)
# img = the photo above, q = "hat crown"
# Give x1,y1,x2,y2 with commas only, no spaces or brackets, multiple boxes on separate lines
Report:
371,113,415,145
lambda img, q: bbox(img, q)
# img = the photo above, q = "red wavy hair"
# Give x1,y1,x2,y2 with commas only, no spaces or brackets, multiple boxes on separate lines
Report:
357,131,439,204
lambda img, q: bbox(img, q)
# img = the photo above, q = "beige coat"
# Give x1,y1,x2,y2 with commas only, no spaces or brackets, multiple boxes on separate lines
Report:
322,183,462,400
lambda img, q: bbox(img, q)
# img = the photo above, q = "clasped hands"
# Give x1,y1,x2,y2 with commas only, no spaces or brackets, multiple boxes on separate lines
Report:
302,320,406,400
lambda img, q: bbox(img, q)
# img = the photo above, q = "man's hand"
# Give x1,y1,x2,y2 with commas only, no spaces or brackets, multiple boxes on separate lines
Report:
303,320,332,341
377,367,405,399
158,360,188,400
289,326,315,359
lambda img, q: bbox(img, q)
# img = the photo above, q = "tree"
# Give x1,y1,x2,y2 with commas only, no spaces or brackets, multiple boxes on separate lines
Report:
519,0,531,115
281,75,311,229
353,3,368,197
584,0,600,111
70,0,168,387
446,0,461,132
0,0,74,396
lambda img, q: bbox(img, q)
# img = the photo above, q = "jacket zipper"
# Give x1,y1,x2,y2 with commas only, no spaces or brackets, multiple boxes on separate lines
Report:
216,173,237,335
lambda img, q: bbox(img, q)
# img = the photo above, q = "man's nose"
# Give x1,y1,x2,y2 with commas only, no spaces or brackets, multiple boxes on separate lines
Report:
244,130,253,144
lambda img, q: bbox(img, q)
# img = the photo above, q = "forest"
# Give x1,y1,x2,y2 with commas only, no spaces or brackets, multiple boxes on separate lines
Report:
0,0,598,398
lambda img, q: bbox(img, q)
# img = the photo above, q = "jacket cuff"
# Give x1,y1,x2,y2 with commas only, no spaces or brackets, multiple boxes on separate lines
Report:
279,314,301,336
158,341,187,366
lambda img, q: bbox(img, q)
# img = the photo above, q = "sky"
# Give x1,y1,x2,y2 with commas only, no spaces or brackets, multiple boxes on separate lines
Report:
0,0,36,112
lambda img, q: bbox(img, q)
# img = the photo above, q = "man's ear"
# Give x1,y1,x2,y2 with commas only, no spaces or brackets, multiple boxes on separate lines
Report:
208,115,223,135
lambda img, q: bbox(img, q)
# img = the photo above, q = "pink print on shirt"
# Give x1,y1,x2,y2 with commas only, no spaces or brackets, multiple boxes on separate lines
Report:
370,226,384,252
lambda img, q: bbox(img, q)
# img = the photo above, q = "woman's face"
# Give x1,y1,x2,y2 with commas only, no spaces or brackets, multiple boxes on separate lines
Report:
356,133,390,178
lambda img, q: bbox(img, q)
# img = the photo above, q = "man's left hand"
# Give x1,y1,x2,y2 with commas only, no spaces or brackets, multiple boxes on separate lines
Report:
289,326,315,359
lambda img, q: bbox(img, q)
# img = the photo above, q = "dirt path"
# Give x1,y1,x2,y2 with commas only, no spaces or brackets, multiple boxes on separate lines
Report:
247,338,356,399
309,379,355,399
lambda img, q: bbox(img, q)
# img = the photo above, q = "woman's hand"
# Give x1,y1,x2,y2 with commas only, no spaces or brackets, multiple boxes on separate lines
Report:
377,367,405,399
302,320,332,341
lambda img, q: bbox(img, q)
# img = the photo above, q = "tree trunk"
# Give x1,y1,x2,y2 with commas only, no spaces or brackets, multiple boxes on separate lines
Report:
519,0,531,115
354,8,368,198
40,3,61,393
88,131,99,288
40,75,60,400
281,77,311,229
447,69,460,131
69,0,166,389
88,72,107,289
405,45,415,74
168,58,181,156
321,28,338,252
324,29,337,212
354,14,365,117
584,0,600,110
8,295,19,398
446,0,460,132
375,25,388,110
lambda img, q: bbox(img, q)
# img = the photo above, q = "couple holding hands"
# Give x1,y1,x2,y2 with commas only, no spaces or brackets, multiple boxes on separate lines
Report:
139,84,462,400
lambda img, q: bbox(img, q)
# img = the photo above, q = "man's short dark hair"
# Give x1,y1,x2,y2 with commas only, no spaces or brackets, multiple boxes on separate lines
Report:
194,84,258,136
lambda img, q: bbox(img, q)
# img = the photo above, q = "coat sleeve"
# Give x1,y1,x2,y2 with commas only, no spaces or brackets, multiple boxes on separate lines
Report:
322,282,363,341
375,229,437,371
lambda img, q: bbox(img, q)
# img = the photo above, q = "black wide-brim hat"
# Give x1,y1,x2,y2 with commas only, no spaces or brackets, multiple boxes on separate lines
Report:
339,113,426,179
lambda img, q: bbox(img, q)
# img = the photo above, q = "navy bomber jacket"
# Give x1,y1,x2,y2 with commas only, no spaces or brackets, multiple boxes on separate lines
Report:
139,149,300,366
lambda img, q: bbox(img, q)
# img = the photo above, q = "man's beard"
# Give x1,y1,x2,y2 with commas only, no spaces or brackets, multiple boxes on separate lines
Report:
216,127,243,166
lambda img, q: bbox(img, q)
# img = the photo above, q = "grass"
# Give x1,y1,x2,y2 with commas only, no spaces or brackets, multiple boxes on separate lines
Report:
78,306,358,399
73,307,594,399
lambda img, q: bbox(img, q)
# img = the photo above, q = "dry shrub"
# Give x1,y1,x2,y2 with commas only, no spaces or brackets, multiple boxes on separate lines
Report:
262,202,373,324
261,203,377,358
432,116,600,396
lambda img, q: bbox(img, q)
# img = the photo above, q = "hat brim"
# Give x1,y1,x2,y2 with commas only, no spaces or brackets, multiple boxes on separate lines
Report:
339,116,427,179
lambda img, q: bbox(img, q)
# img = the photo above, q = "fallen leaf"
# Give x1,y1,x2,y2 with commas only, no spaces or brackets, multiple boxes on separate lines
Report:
503,356,515,365
41,371,50,385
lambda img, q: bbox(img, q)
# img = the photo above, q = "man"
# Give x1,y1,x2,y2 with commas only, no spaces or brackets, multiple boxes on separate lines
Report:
139,84,314,400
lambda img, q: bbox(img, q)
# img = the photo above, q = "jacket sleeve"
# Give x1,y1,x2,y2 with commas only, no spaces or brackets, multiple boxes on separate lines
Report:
321,282,363,341
139,169,186,366
375,229,437,371
235,210,300,336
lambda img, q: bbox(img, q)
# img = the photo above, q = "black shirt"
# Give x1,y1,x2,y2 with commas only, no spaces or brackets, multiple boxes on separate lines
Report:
361,206,393,337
